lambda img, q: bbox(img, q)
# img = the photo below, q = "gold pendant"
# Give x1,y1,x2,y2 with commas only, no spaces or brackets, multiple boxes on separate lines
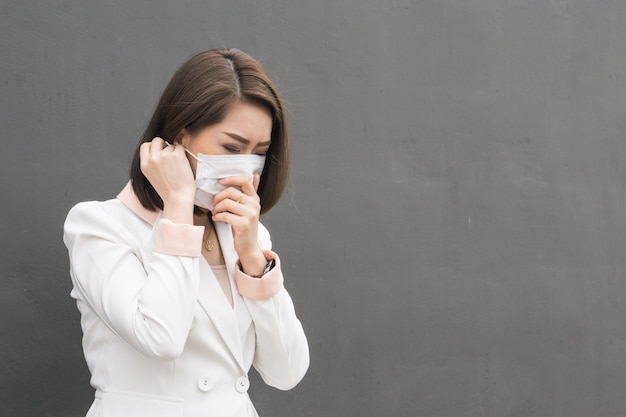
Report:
204,238,214,251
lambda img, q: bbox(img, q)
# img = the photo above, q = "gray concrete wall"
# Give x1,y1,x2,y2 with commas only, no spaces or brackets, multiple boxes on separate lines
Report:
3,1,626,416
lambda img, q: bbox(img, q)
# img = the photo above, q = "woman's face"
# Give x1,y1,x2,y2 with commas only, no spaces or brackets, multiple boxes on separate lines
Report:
180,101,273,176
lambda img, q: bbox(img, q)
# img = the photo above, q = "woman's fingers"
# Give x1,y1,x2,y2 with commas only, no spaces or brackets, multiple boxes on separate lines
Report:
218,175,258,197
211,177,261,253
212,176,260,211
212,187,260,217
139,137,196,206
252,173,260,192
140,137,169,169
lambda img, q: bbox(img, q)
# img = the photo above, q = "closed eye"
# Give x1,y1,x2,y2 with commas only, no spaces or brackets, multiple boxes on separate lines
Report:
224,145,241,154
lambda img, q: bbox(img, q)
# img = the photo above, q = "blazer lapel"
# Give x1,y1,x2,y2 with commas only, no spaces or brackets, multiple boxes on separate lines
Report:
216,222,254,339
195,221,246,372
214,221,238,291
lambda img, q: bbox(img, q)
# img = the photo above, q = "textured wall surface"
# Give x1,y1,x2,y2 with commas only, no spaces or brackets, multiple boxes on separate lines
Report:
3,1,626,416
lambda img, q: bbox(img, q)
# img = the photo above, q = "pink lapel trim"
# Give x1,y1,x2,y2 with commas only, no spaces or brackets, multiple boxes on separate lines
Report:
116,181,160,225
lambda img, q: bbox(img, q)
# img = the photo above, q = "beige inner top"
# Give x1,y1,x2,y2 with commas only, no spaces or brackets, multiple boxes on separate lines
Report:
210,264,233,308
196,211,233,309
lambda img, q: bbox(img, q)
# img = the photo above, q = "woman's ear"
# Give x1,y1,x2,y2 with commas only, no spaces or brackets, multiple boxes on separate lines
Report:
173,128,189,146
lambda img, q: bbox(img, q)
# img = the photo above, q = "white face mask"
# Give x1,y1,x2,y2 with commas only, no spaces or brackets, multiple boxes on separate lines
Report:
185,150,266,211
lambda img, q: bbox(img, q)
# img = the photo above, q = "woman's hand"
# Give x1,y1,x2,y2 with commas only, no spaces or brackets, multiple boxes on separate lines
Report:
212,173,268,276
139,137,196,225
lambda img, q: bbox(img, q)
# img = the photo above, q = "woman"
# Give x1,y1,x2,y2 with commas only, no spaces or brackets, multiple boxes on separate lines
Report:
63,49,309,417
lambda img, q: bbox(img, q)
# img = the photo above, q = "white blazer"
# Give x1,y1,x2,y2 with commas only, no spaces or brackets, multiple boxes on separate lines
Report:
63,183,309,417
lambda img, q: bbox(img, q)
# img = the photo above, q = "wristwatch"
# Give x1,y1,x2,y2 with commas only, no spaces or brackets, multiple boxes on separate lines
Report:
250,259,275,278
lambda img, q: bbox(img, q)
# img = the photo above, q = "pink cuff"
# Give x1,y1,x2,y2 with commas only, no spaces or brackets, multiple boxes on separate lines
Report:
154,219,203,257
235,251,284,300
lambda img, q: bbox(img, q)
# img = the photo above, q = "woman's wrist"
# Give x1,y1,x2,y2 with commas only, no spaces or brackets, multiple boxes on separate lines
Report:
162,196,195,225
239,250,269,277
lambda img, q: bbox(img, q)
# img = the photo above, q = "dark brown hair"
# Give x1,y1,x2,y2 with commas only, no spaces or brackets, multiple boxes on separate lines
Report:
129,48,289,214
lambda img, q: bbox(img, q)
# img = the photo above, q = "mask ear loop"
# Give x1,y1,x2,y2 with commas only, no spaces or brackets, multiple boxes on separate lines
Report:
184,148,199,161
164,140,199,161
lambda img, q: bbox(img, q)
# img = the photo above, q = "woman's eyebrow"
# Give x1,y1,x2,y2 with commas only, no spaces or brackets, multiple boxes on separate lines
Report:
223,131,271,147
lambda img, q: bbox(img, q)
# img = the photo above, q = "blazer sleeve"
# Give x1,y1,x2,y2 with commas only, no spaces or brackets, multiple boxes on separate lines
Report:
240,225,310,390
63,201,203,360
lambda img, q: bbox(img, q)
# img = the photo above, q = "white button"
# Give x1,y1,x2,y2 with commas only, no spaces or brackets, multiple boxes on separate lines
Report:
235,376,250,393
197,376,212,392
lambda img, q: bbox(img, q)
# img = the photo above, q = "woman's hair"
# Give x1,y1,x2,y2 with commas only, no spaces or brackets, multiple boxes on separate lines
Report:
129,48,289,214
